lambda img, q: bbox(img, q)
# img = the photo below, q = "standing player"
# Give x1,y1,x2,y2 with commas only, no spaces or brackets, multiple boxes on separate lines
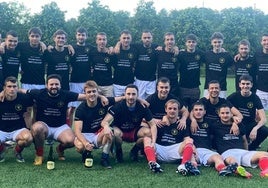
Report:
101,84,161,172
212,104,268,178
234,39,256,92
91,32,115,97
178,34,205,109
0,33,3,91
113,30,138,96
203,32,234,98
1,30,20,79
156,32,179,96
133,30,158,99
0,77,33,163
227,75,268,151
44,29,71,91
68,27,93,126
143,99,200,175
23,74,86,165
255,33,268,111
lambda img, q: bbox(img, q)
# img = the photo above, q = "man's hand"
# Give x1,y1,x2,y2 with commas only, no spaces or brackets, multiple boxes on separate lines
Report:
230,122,239,135
190,119,199,133
249,127,258,141
84,142,94,151
177,118,186,130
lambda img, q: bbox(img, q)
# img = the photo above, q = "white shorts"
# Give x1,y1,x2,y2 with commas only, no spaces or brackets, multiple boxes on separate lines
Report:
196,148,219,166
68,82,84,108
221,149,257,168
0,128,26,142
80,133,101,148
21,84,45,90
99,85,114,97
43,123,71,141
203,89,227,99
155,143,182,162
134,79,156,100
113,84,127,97
256,89,268,111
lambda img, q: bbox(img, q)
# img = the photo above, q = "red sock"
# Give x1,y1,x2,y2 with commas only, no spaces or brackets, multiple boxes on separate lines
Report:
144,146,156,162
15,145,23,153
0,143,5,153
181,143,193,164
35,146,44,156
259,157,268,170
216,163,226,172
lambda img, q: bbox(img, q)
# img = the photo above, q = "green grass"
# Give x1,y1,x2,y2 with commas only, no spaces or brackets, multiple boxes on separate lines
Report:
1,77,268,188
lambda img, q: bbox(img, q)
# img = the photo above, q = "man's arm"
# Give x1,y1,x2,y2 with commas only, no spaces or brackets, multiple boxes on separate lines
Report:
101,113,114,137
147,119,157,145
249,109,267,141
178,106,189,130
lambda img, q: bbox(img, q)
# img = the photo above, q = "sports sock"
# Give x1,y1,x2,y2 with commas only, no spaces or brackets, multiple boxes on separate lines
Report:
0,143,5,153
259,157,268,170
144,146,156,162
181,143,193,164
35,146,44,156
216,163,226,172
15,144,23,153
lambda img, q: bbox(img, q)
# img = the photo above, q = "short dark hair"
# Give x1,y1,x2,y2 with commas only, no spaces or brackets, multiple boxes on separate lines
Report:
238,39,250,47
239,75,253,83
208,80,220,87
125,84,138,92
53,29,67,38
210,32,224,40
28,27,42,36
165,99,181,109
76,27,88,35
157,77,170,86
217,103,231,113
185,34,197,41
6,30,18,38
192,101,206,110
46,74,62,84
4,76,17,85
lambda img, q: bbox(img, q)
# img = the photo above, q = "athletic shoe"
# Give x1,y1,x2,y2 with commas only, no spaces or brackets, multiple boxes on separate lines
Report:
5,140,16,148
0,151,5,163
34,155,44,165
236,166,252,179
56,145,65,161
116,148,123,163
15,152,25,163
260,168,268,177
219,163,237,176
176,164,188,176
45,139,54,146
129,147,139,162
148,161,163,173
101,158,112,169
185,161,200,175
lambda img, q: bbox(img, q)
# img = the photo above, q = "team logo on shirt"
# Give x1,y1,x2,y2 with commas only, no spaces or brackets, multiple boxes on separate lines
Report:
104,57,110,64
195,55,200,61
99,108,105,115
15,104,22,111
219,58,225,64
201,123,208,129
171,128,178,135
246,64,252,69
171,57,177,63
147,48,152,54
85,48,90,53
128,53,134,59
65,55,70,62
57,101,64,108
247,102,253,108
132,116,139,123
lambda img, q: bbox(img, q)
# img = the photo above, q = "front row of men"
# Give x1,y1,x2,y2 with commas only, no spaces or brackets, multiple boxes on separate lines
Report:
0,74,268,178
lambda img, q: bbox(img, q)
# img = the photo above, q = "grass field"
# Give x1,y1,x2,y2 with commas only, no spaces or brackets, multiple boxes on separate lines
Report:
1,77,268,188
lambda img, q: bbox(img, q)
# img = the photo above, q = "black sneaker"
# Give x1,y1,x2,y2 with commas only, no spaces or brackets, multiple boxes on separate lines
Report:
148,161,163,173
185,161,200,175
15,152,25,163
101,158,112,169
116,148,123,163
219,163,237,176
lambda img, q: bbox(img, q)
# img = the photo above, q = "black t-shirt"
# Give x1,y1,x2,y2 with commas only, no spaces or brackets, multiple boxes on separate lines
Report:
146,93,184,119
74,97,115,133
108,100,152,132
227,92,263,124
156,122,190,146
255,50,268,92
211,120,246,154
1,47,20,79
27,89,78,127
90,47,116,86
70,44,93,83
178,49,205,88
18,42,46,85
204,51,234,90
0,93,33,132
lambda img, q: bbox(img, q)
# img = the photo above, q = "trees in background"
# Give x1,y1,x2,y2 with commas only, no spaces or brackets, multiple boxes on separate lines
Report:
1,0,268,55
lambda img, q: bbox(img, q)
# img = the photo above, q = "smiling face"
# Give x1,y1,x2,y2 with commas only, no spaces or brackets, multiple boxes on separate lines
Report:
46,78,61,96
208,83,220,99
125,87,138,107
141,32,152,48
5,34,18,50
54,34,66,48
76,32,87,46
165,102,179,120
85,87,98,103
164,34,175,51
239,80,252,96
96,34,107,50
218,106,233,124
157,81,170,100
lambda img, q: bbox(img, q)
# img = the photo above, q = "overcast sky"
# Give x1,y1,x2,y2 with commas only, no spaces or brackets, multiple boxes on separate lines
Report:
0,0,265,20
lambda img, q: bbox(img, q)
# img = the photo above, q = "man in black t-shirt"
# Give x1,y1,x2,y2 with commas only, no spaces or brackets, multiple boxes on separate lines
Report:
0,77,33,163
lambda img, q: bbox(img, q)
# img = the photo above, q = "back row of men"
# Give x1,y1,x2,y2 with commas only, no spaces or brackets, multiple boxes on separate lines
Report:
0,73,268,178
0,27,268,113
